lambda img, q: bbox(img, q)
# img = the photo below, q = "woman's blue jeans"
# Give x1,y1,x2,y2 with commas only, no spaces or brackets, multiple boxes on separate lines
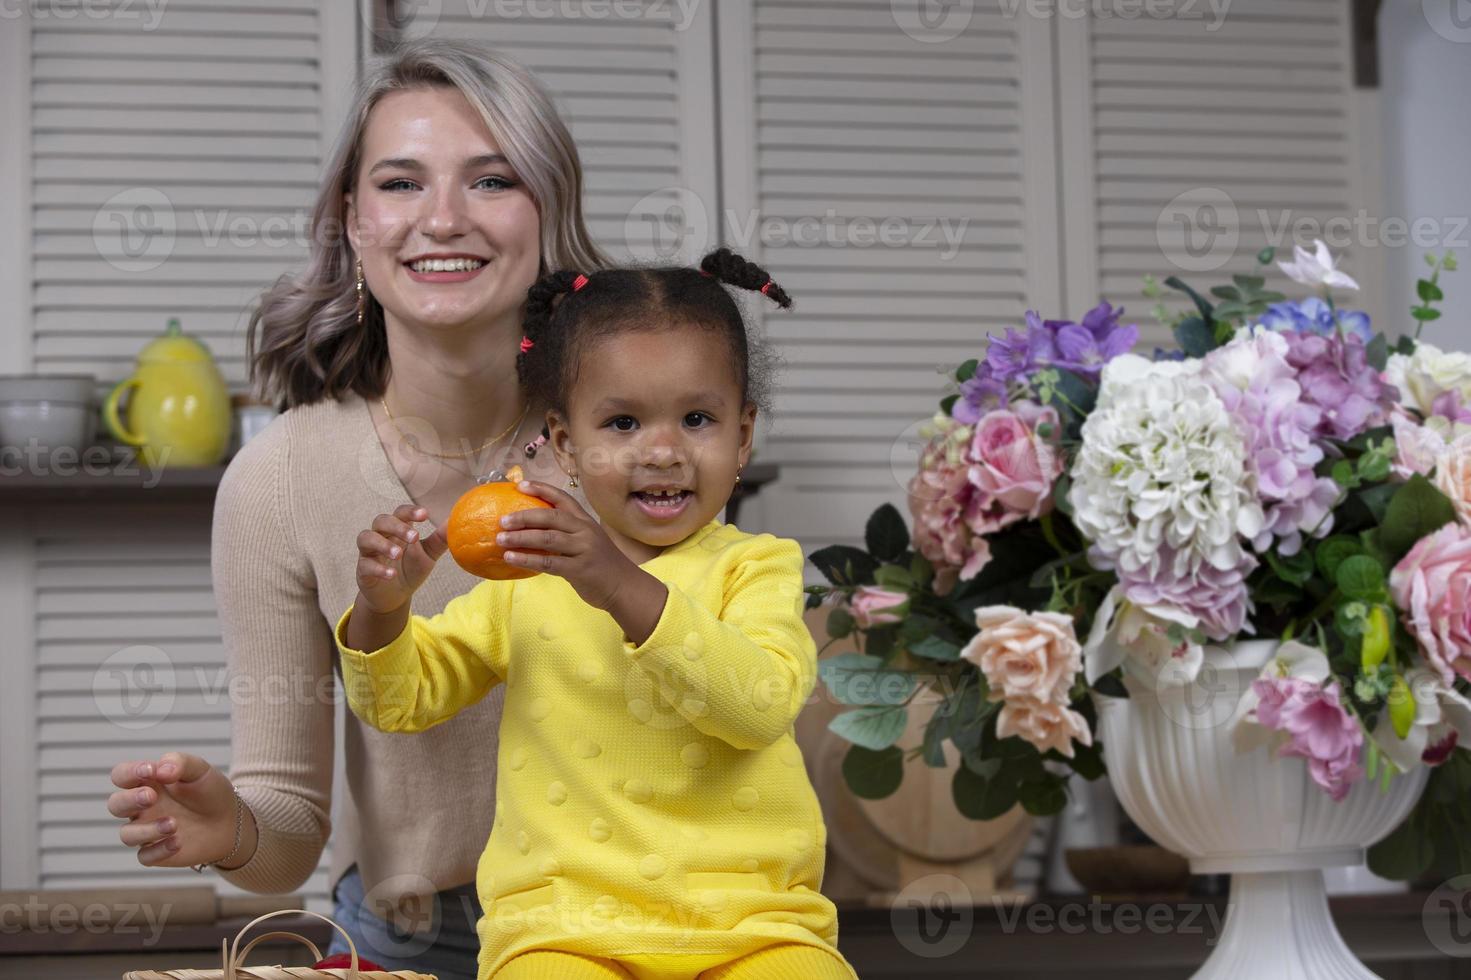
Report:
325,863,483,980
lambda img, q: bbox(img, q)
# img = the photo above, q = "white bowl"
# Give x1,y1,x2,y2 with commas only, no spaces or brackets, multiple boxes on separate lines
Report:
0,374,97,454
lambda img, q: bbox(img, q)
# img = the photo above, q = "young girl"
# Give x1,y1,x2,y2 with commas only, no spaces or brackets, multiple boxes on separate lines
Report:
335,248,859,980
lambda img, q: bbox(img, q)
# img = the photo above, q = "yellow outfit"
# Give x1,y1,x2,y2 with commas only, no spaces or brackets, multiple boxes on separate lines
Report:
335,521,858,980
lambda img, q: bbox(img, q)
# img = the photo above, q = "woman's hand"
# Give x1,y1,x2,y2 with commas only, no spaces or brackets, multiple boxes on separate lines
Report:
107,752,257,869
498,481,664,636
355,504,448,615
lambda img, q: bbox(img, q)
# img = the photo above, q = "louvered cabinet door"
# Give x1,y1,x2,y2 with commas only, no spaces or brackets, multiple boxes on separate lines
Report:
1056,0,1376,349
393,0,719,264
4,1,354,907
715,0,1064,551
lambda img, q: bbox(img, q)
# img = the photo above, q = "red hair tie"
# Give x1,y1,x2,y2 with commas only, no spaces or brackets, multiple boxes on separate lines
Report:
519,336,534,354
571,273,589,292
759,280,773,296
699,268,715,278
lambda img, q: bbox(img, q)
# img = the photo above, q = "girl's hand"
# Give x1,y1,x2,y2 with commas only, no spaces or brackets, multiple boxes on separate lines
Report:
497,481,640,611
107,752,256,869
355,504,448,615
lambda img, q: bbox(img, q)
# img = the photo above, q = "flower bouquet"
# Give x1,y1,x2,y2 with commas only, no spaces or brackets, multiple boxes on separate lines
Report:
808,242,1471,884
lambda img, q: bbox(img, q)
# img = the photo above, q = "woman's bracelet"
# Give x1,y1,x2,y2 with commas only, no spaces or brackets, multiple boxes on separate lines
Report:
191,785,246,873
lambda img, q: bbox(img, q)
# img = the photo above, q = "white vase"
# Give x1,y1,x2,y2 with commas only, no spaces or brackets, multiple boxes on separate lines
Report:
1095,639,1430,979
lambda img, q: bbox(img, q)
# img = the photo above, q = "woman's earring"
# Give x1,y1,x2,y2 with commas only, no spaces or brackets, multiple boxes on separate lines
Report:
568,473,579,489
355,258,366,326
735,466,743,487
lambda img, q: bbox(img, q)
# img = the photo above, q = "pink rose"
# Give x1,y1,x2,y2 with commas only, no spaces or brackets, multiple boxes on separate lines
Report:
995,696,1093,759
1391,523,1471,686
1251,678,1363,801
847,586,909,629
908,417,993,590
967,406,1063,526
962,605,1082,705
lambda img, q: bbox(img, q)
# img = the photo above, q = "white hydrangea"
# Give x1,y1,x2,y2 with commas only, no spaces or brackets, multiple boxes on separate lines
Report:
1070,355,1265,584
1385,341,1471,416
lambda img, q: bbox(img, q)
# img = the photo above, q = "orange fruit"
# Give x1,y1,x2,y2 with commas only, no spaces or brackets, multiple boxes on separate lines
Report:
445,465,553,580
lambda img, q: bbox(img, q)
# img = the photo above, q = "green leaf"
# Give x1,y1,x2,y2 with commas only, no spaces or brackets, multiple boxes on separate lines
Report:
1332,459,1358,488
940,393,959,415
1367,813,1433,881
956,358,979,383
1393,335,1418,356
1337,555,1387,601
1067,739,1106,781
1233,273,1267,293
808,545,878,587
1052,473,1074,517
952,761,1019,821
864,626,898,661
818,652,915,706
1257,246,1277,265
1164,275,1216,321
1355,483,1398,524
1316,536,1364,582
1210,285,1243,302
1174,316,1215,357
842,744,905,799
1267,549,1315,587
873,564,914,592
865,504,911,563
1018,777,1069,817
829,705,908,751
1052,369,1098,418
909,552,934,588
909,635,962,662
1418,279,1445,302
1412,307,1443,323
1381,474,1458,561
1366,333,1389,371
826,606,855,639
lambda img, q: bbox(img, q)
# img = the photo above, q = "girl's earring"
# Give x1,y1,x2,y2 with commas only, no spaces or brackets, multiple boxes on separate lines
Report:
735,465,743,487
355,258,366,326
568,473,579,489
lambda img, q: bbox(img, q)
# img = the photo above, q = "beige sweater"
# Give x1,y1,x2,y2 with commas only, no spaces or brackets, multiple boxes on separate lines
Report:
209,391,576,915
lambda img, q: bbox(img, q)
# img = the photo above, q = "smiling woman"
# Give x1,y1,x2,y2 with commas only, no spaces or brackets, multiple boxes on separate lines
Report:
101,39,606,980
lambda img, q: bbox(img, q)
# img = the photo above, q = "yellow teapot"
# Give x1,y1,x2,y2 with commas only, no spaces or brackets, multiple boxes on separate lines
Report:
104,318,232,468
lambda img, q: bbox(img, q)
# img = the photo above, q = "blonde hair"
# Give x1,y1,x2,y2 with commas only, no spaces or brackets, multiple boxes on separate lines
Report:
246,39,608,410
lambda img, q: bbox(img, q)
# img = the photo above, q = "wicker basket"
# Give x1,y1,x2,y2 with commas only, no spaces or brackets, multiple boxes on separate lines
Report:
122,908,437,979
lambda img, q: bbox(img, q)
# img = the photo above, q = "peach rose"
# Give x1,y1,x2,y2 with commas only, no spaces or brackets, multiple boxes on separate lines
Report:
995,696,1093,759
961,605,1082,705
1391,523,1471,686
1434,439,1471,528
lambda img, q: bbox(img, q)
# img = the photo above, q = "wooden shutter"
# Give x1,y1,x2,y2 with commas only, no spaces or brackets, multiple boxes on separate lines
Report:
717,0,1062,551
5,0,356,908
1056,0,1374,347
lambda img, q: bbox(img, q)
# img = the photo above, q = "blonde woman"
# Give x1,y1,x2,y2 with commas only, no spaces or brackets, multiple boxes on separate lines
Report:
104,40,606,980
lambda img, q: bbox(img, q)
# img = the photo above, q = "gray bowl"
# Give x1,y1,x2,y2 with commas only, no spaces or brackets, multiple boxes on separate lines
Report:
0,373,98,455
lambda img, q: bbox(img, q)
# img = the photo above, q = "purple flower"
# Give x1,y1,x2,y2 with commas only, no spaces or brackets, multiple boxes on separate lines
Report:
1282,331,1397,441
952,365,1009,424
986,303,1138,384
1260,297,1373,343
1204,332,1341,555
1432,390,1471,426
1114,544,1256,642
1252,677,1364,802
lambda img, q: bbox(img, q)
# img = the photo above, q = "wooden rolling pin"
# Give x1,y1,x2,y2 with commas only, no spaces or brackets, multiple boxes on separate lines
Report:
0,886,308,930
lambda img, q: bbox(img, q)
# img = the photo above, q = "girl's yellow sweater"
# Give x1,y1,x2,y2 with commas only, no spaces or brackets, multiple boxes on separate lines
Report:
334,521,857,980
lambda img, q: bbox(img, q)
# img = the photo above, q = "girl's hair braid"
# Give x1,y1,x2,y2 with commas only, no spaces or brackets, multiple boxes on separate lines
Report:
699,247,793,309
518,248,788,419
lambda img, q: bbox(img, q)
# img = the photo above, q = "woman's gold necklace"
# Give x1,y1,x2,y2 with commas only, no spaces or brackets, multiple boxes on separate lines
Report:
380,395,531,461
